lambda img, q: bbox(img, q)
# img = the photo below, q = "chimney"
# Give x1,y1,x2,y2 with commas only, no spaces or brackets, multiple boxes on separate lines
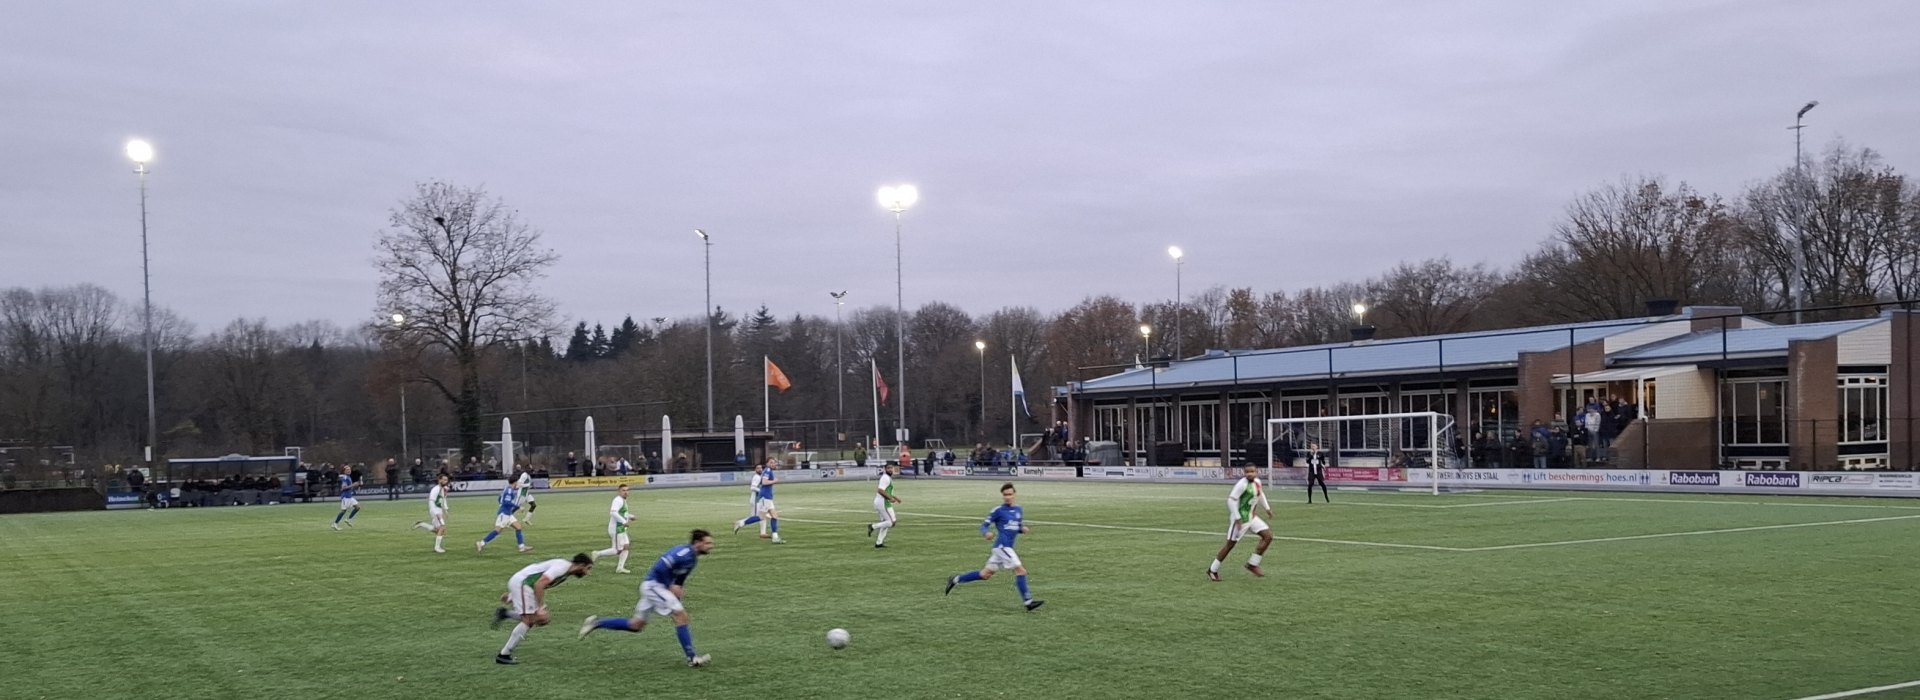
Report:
1349,325,1377,342
1646,298,1679,317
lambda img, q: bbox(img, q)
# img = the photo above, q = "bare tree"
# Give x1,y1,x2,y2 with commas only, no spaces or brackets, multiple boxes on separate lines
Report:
1735,143,1918,316
1366,258,1503,337
375,181,558,460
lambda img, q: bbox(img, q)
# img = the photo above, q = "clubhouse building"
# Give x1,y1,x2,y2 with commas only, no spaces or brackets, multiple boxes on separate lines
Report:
1059,304,1920,472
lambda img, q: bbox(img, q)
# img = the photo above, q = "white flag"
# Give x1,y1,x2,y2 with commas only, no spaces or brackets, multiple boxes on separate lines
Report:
1011,356,1030,417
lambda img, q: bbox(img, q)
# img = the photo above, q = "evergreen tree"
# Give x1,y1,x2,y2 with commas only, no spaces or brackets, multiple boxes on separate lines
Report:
590,324,610,359
564,322,593,362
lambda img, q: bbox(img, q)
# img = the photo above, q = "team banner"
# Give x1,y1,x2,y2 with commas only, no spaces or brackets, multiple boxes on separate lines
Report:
550,476,649,489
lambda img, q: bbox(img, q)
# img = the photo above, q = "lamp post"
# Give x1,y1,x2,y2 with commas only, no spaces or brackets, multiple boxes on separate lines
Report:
1168,245,1184,359
877,185,918,447
696,229,713,432
1352,302,1368,325
126,139,158,473
831,290,848,445
391,313,409,462
975,340,987,436
1790,100,1819,324
1139,324,1152,364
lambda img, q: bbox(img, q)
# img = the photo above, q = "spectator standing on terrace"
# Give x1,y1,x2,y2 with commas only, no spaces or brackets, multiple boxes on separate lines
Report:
1580,405,1603,464
1529,421,1551,469
386,459,402,500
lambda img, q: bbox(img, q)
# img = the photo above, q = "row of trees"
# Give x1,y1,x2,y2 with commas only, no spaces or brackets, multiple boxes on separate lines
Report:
4,142,1915,469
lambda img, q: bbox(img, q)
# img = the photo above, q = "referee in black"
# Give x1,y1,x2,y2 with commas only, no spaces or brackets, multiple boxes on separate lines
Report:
1304,441,1330,503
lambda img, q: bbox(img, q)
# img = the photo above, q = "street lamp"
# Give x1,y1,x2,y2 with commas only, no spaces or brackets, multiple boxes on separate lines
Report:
1789,100,1819,324
695,229,713,432
1352,302,1368,325
127,139,158,473
831,290,848,444
975,340,987,436
877,184,918,447
391,313,409,462
1168,245,1184,359
1139,323,1152,363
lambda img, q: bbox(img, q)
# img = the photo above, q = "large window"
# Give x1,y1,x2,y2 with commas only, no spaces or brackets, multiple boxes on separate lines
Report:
1337,393,1390,452
1839,375,1887,445
1228,398,1269,456
1400,390,1455,450
1276,396,1327,449
1469,388,1519,440
1721,379,1787,445
1092,404,1127,444
1179,401,1218,453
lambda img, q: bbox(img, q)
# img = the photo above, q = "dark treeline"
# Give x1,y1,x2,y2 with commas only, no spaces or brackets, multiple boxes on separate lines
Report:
4,142,1915,468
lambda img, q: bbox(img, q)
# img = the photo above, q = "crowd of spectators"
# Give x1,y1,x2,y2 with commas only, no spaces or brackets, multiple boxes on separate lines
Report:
1456,397,1642,469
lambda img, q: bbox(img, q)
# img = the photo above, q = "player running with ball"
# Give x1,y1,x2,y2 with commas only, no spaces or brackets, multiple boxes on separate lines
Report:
592,483,636,573
1209,464,1274,581
577,529,715,668
477,483,532,553
490,553,594,665
944,483,1043,611
731,462,783,543
330,470,360,530
868,462,902,548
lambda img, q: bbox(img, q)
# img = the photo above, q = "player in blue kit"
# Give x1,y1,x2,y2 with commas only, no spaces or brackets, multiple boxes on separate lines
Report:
476,484,532,553
577,529,716,668
330,471,360,530
731,462,784,543
943,483,1043,611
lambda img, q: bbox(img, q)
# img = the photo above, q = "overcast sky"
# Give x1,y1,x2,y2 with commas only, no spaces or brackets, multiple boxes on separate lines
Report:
4,1,1918,334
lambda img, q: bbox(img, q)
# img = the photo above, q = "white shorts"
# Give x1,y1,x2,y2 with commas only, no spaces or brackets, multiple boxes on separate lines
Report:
984,546,1023,572
339,497,359,510
1228,516,1270,542
494,513,519,529
636,580,684,618
756,499,776,516
609,530,630,550
873,499,896,523
428,509,446,529
507,581,541,617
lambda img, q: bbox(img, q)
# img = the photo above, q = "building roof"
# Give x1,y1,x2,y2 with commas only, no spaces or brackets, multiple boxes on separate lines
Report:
1609,317,1885,364
1074,314,1688,395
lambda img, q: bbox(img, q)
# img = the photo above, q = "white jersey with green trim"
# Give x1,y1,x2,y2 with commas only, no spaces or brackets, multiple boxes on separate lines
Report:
427,484,447,513
512,558,573,590
609,494,632,534
1227,476,1270,520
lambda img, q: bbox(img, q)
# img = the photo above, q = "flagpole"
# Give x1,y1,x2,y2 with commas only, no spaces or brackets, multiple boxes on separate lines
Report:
871,359,881,450
763,356,771,433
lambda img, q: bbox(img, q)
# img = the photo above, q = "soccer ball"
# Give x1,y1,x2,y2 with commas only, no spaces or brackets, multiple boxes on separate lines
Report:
825,628,850,649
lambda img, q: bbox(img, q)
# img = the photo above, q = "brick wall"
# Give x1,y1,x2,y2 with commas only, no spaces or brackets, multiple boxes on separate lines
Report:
1788,337,1839,470
1515,341,1608,427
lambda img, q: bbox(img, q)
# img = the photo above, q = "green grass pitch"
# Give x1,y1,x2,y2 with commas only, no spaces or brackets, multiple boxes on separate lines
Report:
5,479,1919,699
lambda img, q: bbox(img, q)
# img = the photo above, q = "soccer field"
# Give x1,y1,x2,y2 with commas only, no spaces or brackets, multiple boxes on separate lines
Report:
6,479,1919,700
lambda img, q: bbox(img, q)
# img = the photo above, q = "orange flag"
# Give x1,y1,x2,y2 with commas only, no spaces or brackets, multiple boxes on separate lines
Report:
766,358,792,393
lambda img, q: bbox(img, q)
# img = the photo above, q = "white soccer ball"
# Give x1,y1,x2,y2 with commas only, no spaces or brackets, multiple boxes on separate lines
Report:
826,628,850,649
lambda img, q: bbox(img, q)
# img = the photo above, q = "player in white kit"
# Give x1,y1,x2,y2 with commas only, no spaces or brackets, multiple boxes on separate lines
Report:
491,553,593,665
1209,464,1274,581
412,473,451,552
591,483,636,573
868,462,902,548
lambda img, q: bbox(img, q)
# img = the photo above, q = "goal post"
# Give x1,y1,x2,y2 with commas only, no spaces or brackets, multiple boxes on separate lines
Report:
1264,411,1455,495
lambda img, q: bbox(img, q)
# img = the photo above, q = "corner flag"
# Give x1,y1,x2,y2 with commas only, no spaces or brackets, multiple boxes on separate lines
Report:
1011,355,1030,417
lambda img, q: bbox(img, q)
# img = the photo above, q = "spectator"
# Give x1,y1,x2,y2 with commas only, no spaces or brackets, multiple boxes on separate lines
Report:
1528,420,1551,469
648,452,662,473
853,445,868,468
565,451,579,477
126,466,145,492
1580,405,1603,464
385,459,401,500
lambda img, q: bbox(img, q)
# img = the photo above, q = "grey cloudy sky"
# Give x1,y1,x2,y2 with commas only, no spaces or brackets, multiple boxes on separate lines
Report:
4,1,1918,333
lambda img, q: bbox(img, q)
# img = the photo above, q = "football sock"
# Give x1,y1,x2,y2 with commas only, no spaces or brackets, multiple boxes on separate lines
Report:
616,551,629,569
348,508,358,520
594,617,637,632
956,571,984,584
770,519,779,534
1209,559,1222,573
482,530,499,543
1248,553,1263,566
740,516,761,526
514,530,525,546
593,548,618,559
333,511,345,524
413,522,432,531
501,622,529,655
675,625,696,658
1015,575,1031,601
876,527,888,545
434,535,444,549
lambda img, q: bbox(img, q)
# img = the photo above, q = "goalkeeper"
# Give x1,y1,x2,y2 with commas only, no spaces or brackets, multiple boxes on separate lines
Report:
1304,441,1330,503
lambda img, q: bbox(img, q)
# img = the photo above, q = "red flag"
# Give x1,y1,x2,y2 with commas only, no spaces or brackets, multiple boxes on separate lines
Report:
765,358,792,393
874,363,890,405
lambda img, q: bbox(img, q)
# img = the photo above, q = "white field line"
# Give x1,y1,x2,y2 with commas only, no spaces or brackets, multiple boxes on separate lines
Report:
1461,514,1920,552
1557,496,1920,511
1787,679,1920,700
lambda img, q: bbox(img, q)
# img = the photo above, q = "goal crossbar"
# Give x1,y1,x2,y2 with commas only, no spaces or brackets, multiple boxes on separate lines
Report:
1265,411,1455,495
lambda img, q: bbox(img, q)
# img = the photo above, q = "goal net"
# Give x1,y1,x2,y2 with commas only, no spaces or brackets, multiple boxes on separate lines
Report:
1265,411,1455,495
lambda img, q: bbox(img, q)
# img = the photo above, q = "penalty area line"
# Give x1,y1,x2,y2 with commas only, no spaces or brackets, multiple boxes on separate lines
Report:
1462,514,1920,552
1787,678,1920,700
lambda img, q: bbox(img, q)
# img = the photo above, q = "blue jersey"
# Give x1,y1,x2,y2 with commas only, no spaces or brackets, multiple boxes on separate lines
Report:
980,504,1024,549
496,487,519,516
338,475,355,500
757,471,776,501
646,544,699,586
